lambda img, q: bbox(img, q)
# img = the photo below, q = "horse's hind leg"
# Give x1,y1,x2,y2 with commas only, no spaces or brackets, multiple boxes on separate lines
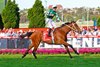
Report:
32,42,40,59
32,46,38,59
22,44,33,58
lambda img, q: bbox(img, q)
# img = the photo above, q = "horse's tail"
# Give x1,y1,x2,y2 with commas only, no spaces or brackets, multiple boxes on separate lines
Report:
20,32,34,39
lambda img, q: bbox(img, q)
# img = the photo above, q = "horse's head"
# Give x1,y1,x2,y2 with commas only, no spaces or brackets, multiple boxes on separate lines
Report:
65,21,82,34
70,21,82,34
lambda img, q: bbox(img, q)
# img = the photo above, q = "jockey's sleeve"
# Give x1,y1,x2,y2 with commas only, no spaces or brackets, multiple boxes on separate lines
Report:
47,9,53,16
56,13,60,21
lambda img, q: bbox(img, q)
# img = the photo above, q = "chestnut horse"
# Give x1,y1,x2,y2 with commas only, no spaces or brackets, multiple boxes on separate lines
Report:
21,21,82,59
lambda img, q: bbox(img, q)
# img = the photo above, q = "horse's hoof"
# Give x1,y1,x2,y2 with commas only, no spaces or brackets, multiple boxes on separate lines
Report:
34,56,37,59
22,56,25,58
22,56,24,58
70,56,73,59
77,53,80,55
34,57,37,59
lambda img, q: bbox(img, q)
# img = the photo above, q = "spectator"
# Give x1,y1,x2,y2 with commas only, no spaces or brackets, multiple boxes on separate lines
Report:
85,28,93,36
81,28,87,35
97,28,100,35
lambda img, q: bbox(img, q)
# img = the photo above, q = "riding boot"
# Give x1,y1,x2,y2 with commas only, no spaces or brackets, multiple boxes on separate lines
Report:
48,28,52,37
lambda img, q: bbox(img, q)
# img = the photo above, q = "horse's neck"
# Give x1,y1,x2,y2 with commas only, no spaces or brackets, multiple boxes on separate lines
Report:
60,26,71,34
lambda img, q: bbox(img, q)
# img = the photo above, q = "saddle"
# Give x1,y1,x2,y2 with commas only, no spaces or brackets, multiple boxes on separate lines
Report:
43,28,54,43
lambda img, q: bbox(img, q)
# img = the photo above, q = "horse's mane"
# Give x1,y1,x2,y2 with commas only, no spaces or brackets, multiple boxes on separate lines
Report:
60,22,71,27
60,21,76,27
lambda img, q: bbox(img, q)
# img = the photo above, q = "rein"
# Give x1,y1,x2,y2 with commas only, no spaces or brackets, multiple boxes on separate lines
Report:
65,24,77,32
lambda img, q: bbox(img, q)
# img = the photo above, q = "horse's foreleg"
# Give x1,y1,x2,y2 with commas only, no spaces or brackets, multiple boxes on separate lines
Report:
64,45,73,58
69,44,79,55
22,44,33,58
62,41,73,58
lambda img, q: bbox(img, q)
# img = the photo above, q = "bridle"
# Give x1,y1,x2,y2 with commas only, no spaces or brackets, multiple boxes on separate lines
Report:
65,23,78,32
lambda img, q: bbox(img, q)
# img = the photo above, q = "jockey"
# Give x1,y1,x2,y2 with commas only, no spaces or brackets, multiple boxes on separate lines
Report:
46,6,61,36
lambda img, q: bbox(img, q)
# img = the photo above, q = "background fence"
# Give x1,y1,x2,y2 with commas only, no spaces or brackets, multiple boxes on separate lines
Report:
0,35,99,49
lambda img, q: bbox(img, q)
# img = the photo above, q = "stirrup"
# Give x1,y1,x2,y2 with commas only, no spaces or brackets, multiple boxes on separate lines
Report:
48,28,52,37
48,34,51,37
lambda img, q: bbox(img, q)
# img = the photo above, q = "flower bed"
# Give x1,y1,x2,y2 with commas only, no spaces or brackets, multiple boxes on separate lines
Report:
0,48,100,54
79,48,100,54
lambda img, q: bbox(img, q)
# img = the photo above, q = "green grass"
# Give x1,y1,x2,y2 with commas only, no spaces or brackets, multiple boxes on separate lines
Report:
0,54,100,67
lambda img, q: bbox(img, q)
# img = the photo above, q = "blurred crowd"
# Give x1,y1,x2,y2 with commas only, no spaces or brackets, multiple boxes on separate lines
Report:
0,27,100,38
68,27,100,37
0,28,26,38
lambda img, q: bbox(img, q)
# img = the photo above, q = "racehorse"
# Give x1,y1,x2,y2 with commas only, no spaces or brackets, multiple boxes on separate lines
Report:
21,21,82,59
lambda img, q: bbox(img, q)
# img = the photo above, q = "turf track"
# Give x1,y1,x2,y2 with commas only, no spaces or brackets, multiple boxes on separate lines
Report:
0,54,100,67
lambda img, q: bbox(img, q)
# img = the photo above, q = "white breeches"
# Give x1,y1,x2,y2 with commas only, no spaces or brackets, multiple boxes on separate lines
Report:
46,18,56,28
